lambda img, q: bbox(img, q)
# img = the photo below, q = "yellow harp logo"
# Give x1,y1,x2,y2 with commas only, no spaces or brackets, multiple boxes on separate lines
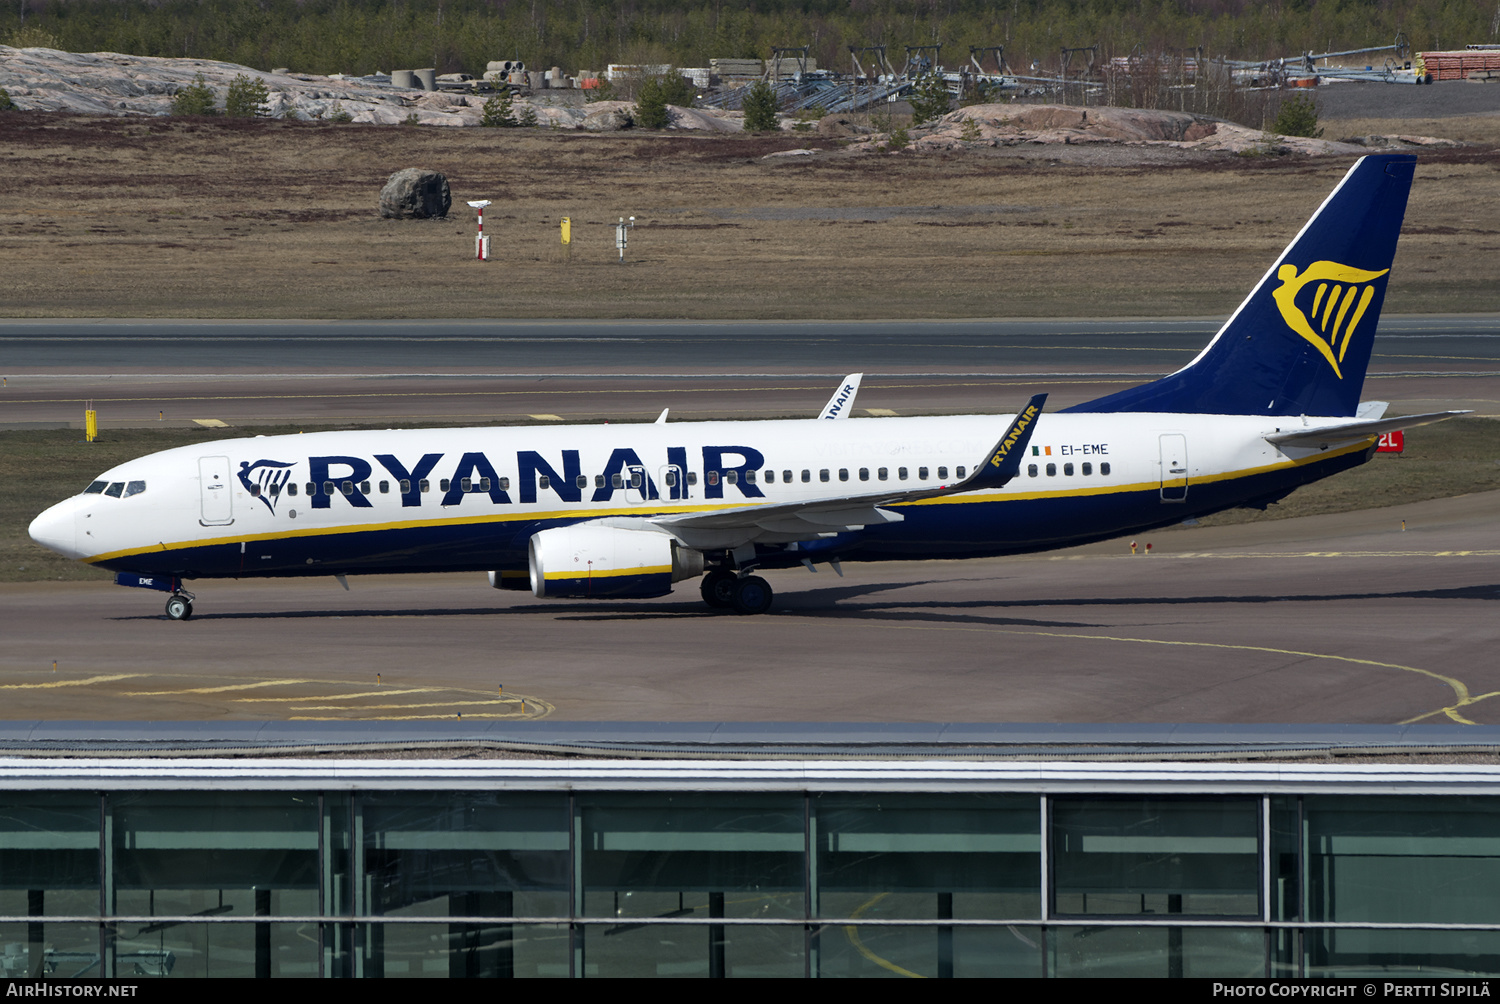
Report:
1271,261,1389,379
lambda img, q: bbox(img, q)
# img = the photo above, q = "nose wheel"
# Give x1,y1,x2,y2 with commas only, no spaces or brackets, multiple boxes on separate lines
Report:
164,591,195,621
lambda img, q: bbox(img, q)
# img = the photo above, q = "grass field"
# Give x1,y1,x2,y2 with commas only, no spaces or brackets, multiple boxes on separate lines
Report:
1,114,1497,319
4,417,1496,584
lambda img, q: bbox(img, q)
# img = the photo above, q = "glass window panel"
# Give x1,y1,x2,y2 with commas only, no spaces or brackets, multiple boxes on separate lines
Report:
815,794,1040,920
362,922,569,979
817,923,1042,978
360,792,569,918
1271,794,1299,922
1052,797,1259,917
1305,796,1500,924
580,793,803,922
110,793,319,916
1049,926,1266,978
1303,928,1500,978
581,922,801,978
0,794,100,913
108,921,318,979
0,923,98,980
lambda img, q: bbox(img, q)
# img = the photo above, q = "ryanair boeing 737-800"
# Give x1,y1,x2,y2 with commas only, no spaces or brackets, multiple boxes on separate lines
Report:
28,154,1464,618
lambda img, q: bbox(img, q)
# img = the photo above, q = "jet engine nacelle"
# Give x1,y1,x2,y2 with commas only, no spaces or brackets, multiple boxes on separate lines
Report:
528,525,704,599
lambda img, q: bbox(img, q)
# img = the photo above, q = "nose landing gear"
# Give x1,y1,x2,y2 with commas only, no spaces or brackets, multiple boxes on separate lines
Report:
164,589,195,621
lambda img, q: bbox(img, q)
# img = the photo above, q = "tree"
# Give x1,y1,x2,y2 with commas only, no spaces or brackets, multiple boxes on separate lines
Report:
0,88,15,112
224,74,269,118
481,88,517,127
635,72,695,129
909,72,951,127
171,73,217,116
1273,92,1323,138
741,80,779,133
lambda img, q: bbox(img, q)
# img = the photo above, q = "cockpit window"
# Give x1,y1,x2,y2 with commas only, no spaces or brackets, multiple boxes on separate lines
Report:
85,481,107,494
104,482,125,498
123,481,146,498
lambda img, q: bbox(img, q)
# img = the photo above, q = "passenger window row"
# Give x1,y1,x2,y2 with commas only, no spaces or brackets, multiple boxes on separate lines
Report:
760,465,963,485
1026,462,1112,478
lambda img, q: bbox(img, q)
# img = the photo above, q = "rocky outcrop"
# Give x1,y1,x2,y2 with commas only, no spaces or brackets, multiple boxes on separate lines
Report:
848,103,1390,156
379,169,451,219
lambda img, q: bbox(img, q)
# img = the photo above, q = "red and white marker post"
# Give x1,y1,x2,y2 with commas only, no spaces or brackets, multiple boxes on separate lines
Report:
467,199,492,261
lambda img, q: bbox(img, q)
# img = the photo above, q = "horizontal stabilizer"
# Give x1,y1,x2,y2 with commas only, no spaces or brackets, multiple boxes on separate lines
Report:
1266,410,1470,450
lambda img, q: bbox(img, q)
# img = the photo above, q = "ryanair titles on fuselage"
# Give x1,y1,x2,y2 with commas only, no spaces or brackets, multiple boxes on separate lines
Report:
239,445,772,514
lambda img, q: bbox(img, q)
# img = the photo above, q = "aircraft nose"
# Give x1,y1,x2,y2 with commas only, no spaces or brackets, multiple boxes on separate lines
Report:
28,497,84,560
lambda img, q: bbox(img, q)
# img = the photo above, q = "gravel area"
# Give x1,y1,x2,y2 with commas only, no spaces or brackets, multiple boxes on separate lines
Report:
1316,77,1500,119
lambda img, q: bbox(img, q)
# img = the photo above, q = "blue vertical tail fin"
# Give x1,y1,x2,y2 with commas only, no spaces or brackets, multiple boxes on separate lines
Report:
1066,154,1416,417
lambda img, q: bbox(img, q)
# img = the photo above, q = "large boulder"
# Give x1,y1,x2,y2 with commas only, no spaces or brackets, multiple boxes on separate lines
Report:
580,102,633,132
379,168,451,219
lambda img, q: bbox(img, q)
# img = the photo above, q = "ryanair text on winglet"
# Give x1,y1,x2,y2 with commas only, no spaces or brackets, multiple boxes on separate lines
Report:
990,403,1040,468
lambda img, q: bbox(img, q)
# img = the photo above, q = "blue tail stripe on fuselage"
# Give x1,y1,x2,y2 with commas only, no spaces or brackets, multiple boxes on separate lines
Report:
1064,154,1416,418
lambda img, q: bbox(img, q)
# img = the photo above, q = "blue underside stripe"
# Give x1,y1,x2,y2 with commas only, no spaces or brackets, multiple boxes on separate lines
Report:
97,449,1368,581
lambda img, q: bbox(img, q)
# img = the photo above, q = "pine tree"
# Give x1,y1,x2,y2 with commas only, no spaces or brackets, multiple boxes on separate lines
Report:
741,81,779,133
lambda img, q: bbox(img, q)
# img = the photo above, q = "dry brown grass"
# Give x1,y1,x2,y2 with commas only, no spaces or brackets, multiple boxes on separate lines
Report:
1329,113,1500,146
0,114,1496,319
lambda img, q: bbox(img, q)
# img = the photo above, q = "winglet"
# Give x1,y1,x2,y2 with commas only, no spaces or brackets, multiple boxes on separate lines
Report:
818,373,863,419
957,394,1047,491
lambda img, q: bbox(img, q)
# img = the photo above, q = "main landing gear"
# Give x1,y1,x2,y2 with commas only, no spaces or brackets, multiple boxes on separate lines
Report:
164,589,195,621
700,568,773,615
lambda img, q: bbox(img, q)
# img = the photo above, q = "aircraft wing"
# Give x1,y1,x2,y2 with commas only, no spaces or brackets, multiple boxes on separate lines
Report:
1266,410,1470,450
653,394,1047,537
